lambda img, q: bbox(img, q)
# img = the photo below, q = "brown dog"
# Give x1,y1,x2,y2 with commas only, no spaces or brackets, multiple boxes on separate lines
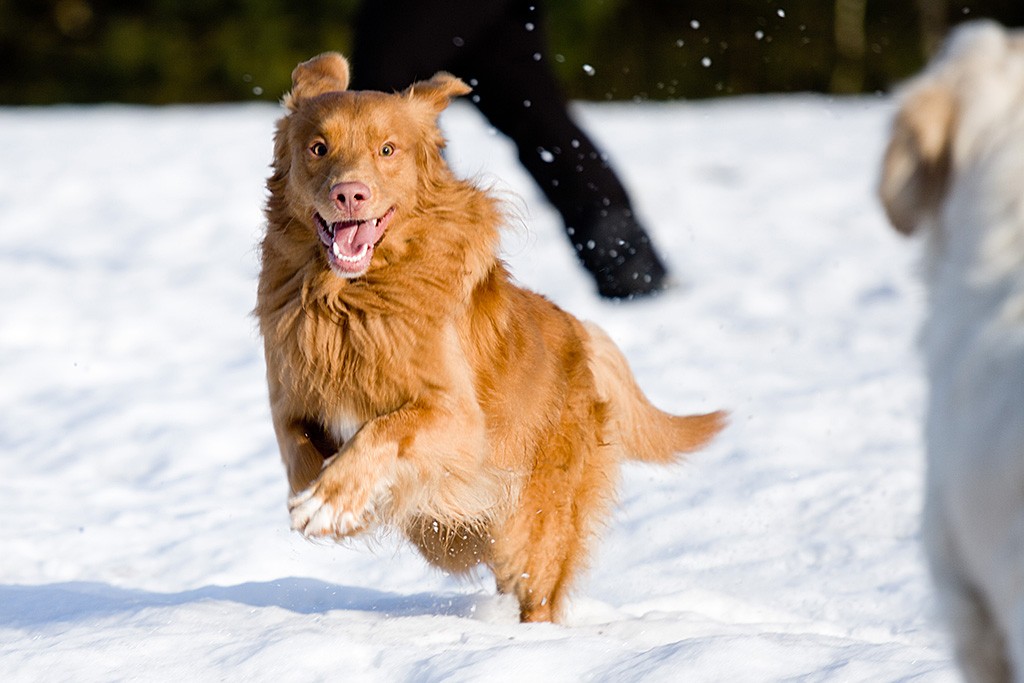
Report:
255,52,725,623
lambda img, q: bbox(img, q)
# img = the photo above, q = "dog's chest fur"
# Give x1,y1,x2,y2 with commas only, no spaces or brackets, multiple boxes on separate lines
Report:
271,288,444,425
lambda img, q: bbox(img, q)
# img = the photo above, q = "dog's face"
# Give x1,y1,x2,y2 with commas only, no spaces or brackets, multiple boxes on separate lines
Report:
879,21,1024,237
272,53,471,278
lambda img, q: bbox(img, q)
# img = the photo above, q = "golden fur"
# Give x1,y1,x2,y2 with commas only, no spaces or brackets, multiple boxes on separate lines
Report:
255,52,725,623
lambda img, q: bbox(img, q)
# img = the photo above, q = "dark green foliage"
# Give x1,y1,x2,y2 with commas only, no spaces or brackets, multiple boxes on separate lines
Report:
0,0,357,103
1,0,1022,104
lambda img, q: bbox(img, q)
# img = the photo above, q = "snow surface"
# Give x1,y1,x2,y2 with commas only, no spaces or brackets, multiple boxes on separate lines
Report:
0,96,959,681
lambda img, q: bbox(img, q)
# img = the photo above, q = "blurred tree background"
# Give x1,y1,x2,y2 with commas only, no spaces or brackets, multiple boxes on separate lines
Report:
1,0,1023,104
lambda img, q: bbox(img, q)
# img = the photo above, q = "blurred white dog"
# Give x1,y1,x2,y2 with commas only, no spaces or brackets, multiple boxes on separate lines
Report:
879,20,1024,683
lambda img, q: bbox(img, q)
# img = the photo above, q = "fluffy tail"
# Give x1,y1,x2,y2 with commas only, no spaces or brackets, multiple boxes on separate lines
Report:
584,322,726,464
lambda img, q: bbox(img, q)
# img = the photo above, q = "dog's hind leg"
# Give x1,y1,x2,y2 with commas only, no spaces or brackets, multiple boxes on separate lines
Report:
1005,601,1024,683
491,424,618,623
926,503,1012,683
944,580,1010,683
992,509,1024,683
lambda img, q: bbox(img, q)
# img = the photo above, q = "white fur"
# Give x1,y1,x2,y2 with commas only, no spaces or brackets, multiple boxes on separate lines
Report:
289,489,365,538
884,20,1024,682
330,413,363,446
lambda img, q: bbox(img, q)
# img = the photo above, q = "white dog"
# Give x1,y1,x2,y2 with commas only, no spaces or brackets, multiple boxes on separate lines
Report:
879,20,1024,682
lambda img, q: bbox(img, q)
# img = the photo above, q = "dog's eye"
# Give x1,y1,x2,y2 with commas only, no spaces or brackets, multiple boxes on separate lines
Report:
380,143,395,157
310,141,328,157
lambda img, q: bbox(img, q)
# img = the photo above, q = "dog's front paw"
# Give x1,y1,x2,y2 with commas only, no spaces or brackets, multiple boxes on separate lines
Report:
288,485,370,539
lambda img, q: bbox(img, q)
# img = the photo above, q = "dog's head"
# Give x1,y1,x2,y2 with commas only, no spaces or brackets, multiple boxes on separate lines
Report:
879,21,1024,237
269,52,471,279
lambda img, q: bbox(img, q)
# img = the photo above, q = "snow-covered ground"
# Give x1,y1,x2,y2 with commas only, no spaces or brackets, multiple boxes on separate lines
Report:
0,95,957,680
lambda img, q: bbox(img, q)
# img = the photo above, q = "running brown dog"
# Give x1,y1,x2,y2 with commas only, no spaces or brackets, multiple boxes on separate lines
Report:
256,52,725,623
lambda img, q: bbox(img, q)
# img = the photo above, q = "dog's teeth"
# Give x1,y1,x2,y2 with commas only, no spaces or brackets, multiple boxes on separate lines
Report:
330,241,370,263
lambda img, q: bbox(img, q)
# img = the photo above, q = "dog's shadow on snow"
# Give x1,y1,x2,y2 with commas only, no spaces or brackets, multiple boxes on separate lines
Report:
0,578,499,628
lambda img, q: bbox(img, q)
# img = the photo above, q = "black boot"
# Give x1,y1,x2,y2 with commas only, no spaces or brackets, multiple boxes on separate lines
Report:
571,207,670,300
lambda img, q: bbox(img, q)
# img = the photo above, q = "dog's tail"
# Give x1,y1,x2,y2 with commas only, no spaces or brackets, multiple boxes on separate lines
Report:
584,322,726,464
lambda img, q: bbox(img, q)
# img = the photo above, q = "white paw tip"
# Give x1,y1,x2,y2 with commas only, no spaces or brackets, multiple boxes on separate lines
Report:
288,491,328,535
304,502,337,537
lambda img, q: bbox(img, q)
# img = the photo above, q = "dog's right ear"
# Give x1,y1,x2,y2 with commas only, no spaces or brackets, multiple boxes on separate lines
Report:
284,53,351,111
878,85,956,235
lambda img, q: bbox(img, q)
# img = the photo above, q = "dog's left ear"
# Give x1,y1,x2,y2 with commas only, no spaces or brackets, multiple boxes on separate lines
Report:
285,52,351,111
405,73,472,116
878,84,956,235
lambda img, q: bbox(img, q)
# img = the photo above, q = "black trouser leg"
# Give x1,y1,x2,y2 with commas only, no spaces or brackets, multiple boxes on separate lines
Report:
350,0,669,297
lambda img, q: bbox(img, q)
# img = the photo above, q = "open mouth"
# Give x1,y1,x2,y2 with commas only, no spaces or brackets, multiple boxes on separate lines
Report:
314,207,395,276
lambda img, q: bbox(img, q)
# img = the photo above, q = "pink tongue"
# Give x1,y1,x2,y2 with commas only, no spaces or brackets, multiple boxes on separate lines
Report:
333,220,381,256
